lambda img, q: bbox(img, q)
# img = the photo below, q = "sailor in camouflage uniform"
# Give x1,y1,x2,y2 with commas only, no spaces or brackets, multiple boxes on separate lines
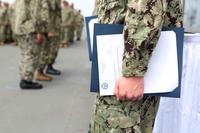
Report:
75,10,84,41
61,1,74,47
90,0,183,132
68,3,76,44
45,0,62,76
14,0,51,89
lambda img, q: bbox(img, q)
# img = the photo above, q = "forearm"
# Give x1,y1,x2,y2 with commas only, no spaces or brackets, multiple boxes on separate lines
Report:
122,0,167,77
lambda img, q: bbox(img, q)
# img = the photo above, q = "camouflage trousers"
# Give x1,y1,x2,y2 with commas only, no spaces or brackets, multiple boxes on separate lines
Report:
48,36,60,65
90,95,160,133
38,36,60,70
17,34,42,81
37,34,49,70
61,26,71,44
75,26,83,40
68,26,75,43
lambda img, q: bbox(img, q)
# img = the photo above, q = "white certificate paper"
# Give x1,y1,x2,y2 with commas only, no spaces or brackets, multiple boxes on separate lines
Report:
97,31,179,96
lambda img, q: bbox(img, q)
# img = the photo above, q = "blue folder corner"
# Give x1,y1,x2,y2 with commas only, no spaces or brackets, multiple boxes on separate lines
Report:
85,16,98,61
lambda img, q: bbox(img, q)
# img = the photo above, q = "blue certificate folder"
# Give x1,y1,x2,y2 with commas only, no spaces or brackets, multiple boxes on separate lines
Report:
89,23,184,98
85,16,98,61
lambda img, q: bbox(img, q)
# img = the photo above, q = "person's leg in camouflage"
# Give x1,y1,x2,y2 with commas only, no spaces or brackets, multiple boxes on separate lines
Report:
68,26,75,44
76,25,83,41
90,95,159,133
46,36,61,75
17,33,43,89
61,27,71,48
36,35,53,81
48,37,59,65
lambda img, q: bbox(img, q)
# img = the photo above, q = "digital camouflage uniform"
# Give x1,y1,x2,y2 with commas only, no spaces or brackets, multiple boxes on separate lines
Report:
68,7,77,43
61,6,74,44
90,0,183,133
36,0,54,71
37,34,49,71
75,12,84,40
14,0,50,81
47,0,61,65
92,0,100,15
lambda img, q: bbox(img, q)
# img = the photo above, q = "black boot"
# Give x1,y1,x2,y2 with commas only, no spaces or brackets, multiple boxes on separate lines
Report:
46,64,61,76
20,80,43,89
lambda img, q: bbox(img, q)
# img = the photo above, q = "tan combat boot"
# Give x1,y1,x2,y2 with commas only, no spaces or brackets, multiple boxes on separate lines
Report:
36,70,53,81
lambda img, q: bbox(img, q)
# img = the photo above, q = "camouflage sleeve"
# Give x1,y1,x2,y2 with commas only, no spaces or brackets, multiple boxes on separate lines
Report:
122,0,168,77
98,0,127,24
122,0,183,77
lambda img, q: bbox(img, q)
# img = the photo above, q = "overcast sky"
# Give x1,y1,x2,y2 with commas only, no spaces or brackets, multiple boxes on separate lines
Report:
3,0,95,16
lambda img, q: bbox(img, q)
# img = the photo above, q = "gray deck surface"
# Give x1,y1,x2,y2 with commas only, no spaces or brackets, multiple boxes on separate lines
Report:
0,33,94,133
